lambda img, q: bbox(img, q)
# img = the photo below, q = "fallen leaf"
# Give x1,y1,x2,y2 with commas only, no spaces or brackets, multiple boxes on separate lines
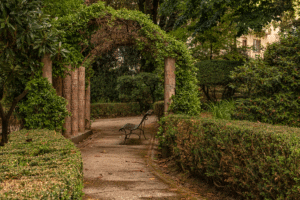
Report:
149,178,155,180
95,155,101,157
144,155,149,158
169,188,178,191
162,165,168,168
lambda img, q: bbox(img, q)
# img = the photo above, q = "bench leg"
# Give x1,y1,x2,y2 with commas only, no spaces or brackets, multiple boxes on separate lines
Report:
124,130,128,144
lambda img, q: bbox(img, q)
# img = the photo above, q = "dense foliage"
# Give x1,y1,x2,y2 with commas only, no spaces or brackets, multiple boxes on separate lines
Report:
116,72,162,112
165,0,295,36
158,115,300,199
0,129,83,199
18,77,70,131
0,0,59,145
196,60,244,101
91,46,140,103
230,27,300,127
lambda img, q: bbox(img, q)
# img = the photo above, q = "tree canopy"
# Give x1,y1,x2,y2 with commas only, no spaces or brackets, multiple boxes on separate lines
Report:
161,0,295,36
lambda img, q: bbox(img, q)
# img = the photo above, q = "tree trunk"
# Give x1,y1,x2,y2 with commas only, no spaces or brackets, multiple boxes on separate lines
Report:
152,0,159,24
1,117,9,145
138,0,145,13
0,89,28,146
159,15,167,29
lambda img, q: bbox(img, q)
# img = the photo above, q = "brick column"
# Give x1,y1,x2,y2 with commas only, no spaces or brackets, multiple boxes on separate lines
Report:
164,57,176,114
78,66,85,132
63,65,72,137
71,68,79,136
85,80,91,129
41,54,52,84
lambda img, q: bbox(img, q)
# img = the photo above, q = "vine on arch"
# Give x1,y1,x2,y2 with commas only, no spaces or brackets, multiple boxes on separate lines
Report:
52,1,201,115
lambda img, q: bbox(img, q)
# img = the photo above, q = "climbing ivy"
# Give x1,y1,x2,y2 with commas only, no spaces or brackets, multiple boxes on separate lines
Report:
50,1,201,115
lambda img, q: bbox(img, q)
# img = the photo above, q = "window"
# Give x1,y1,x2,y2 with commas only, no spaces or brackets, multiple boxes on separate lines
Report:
253,39,261,53
242,39,247,47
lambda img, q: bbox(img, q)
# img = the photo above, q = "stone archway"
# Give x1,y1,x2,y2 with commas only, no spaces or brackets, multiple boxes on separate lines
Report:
38,1,201,139
41,55,175,139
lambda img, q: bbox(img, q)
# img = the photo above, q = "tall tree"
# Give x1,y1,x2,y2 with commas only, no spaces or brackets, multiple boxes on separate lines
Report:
0,0,57,145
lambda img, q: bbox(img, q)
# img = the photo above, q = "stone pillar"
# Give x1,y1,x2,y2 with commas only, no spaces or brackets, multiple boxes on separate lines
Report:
53,77,63,97
41,54,52,84
63,65,72,138
85,80,91,129
164,57,176,114
71,68,79,136
78,66,85,132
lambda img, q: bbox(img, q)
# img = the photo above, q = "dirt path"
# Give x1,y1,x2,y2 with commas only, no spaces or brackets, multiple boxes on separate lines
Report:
77,116,194,200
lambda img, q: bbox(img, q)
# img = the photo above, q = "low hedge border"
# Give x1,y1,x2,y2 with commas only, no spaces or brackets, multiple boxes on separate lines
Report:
0,129,83,199
157,115,300,199
91,102,141,119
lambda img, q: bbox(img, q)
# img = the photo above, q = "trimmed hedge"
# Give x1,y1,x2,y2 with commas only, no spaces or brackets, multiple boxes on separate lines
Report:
0,129,83,199
196,60,244,86
157,115,300,199
91,102,141,119
195,60,244,101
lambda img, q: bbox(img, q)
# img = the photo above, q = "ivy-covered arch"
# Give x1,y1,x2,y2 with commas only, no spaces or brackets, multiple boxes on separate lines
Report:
48,1,200,136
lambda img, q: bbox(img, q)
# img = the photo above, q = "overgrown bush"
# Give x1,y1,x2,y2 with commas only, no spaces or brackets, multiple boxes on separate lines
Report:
157,115,300,199
116,72,162,112
195,60,244,101
91,102,141,119
0,129,83,199
230,28,300,127
18,77,70,130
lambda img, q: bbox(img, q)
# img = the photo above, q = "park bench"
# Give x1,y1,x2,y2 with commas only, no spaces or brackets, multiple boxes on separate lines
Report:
119,110,153,144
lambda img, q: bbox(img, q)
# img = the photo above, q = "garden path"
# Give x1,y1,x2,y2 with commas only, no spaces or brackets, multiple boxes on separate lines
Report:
77,115,203,200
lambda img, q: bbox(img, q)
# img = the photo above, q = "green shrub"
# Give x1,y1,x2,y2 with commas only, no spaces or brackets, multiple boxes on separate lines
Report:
0,129,83,199
18,77,70,130
153,101,164,121
116,72,162,112
207,100,235,120
91,102,141,119
195,60,244,101
157,115,300,199
230,28,300,127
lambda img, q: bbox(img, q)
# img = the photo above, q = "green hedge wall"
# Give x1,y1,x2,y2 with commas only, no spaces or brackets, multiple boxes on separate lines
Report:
91,102,141,119
157,115,300,199
195,60,244,101
0,129,83,199
196,60,244,86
